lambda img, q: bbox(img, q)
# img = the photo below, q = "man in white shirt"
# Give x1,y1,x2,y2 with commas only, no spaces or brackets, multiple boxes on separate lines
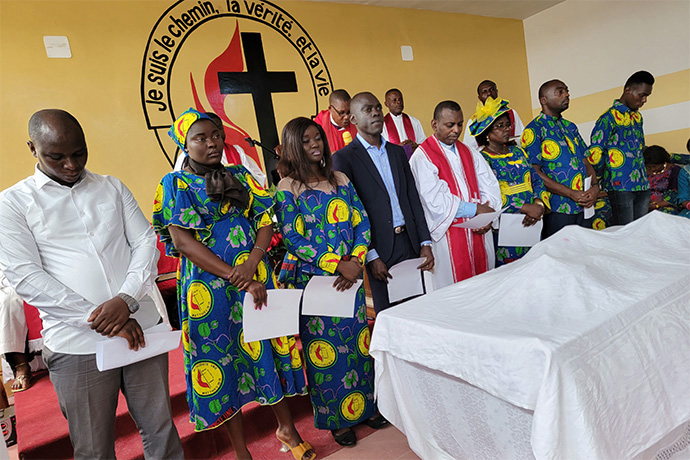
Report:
381,89,426,157
0,109,183,459
410,101,502,290
462,80,524,151
173,112,267,187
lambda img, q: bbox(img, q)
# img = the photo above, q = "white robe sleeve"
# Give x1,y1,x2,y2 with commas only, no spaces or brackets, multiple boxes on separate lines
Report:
409,148,461,242
409,115,427,144
512,109,525,138
462,123,479,151
469,146,502,211
236,145,268,188
381,123,390,142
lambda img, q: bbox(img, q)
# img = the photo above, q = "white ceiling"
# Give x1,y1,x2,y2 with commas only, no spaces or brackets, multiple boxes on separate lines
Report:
297,0,566,20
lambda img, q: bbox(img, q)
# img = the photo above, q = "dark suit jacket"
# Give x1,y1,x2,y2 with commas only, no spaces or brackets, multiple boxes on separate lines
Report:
333,137,431,264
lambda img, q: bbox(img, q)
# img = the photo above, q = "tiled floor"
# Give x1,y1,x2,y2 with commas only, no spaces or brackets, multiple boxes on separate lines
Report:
323,426,420,460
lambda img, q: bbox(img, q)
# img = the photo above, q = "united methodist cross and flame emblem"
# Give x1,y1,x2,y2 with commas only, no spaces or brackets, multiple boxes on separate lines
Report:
141,0,333,179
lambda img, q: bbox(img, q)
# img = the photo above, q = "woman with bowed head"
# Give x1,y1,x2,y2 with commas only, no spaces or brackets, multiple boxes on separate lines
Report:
153,108,315,460
275,117,389,447
469,98,547,265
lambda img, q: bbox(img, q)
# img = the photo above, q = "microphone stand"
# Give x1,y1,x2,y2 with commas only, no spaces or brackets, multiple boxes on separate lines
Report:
245,137,281,185
244,137,279,160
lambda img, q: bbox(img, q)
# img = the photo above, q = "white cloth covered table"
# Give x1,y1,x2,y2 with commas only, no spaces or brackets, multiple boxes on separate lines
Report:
370,212,690,460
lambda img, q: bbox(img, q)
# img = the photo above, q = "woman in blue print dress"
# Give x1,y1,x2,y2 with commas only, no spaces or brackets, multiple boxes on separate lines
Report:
153,109,315,460
469,98,547,266
275,117,389,447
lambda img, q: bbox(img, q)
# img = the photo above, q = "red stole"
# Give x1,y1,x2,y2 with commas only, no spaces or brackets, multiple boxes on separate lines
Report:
314,109,357,152
223,142,242,166
507,109,516,137
418,136,488,282
384,113,416,145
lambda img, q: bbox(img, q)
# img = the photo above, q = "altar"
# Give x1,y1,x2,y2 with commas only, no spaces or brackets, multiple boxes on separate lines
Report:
370,212,690,460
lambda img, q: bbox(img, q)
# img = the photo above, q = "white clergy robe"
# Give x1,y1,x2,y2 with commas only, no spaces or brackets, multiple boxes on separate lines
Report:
409,141,502,290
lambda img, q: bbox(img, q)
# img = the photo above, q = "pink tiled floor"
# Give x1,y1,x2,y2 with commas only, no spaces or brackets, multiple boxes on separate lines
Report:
323,426,420,460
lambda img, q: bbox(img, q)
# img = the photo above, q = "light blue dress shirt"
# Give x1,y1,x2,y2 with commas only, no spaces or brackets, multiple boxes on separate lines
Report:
358,134,431,262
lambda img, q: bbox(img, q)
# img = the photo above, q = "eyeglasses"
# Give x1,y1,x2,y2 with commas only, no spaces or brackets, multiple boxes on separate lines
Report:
492,122,512,130
330,106,350,117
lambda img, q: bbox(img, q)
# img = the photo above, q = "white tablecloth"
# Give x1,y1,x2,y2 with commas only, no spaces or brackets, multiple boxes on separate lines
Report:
370,212,690,460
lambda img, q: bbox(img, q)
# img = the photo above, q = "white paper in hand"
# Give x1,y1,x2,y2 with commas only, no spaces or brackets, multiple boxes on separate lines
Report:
453,207,505,229
242,289,301,342
96,323,181,371
387,257,426,303
584,176,595,219
497,213,543,247
302,276,361,318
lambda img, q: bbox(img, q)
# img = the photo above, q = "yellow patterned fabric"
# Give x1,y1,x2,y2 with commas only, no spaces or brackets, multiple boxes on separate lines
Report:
168,108,212,150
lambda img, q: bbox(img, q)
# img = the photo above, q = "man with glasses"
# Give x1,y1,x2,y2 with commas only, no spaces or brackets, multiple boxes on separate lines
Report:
315,89,358,152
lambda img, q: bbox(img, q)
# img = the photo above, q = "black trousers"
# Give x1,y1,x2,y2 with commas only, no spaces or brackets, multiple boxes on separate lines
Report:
366,231,418,314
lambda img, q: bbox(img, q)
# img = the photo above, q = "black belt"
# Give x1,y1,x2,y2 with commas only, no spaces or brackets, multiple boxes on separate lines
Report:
394,225,406,234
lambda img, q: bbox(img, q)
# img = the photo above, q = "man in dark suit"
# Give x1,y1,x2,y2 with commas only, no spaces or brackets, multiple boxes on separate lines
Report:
333,92,434,314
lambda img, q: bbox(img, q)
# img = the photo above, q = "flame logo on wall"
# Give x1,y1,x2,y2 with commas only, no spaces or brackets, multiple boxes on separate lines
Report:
189,21,260,166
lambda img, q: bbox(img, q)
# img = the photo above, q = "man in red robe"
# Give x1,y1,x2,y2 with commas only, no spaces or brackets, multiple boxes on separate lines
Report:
314,89,357,152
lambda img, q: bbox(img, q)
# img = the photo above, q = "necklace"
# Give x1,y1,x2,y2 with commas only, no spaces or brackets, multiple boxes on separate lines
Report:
484,144,509,155
648,163,668,177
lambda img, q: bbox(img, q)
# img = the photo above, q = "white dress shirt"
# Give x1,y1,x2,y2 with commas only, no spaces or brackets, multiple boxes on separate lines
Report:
0,167,164,354
174,144,267,187
382,112,427,144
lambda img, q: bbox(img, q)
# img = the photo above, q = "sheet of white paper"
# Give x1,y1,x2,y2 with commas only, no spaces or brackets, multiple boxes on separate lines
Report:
453,207,505,229
242,289,302,342
302,276,362,318
387,257,426,303
584,176,595,219
96,323,181,371
497,213,544,247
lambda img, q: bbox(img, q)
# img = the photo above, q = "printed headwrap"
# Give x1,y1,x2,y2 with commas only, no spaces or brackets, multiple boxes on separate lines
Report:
468,97,511,137
168,108,212,150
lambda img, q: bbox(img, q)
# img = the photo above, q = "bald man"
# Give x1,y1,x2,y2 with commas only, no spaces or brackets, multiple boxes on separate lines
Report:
0,110,183,459
314,89,358,152
463,80,524,151
521,80,598,237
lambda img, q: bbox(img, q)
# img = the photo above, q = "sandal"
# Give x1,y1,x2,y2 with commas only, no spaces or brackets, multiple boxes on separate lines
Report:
364,413,389,429
279,440,316,460
11,362,32,392
331,428,356,447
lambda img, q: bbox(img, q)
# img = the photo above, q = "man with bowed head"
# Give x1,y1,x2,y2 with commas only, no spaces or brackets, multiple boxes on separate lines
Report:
0,109,183,459
333,92,434,314
314,89,358,152
521,80,598,237
410,101,501,290
381,88,426,158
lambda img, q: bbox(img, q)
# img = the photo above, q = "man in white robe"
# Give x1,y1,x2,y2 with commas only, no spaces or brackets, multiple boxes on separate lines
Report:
410,101,501,290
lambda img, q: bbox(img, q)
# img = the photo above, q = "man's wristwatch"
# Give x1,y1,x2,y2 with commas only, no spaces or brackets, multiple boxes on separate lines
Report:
117,293,140,314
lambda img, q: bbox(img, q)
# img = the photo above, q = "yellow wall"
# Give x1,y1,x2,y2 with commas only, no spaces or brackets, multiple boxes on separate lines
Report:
0,0,531,216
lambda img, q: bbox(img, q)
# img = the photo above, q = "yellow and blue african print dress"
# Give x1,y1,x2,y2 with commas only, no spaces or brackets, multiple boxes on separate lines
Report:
481,145,547,266
153,165,307,432
275,173,376,430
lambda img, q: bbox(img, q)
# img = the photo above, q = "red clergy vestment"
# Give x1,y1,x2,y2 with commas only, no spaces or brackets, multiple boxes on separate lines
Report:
384,113,416,145
314,110,357,152
418,136,488,282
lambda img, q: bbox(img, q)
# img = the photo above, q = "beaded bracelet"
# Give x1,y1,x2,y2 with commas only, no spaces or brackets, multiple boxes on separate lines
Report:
252,246,267,256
